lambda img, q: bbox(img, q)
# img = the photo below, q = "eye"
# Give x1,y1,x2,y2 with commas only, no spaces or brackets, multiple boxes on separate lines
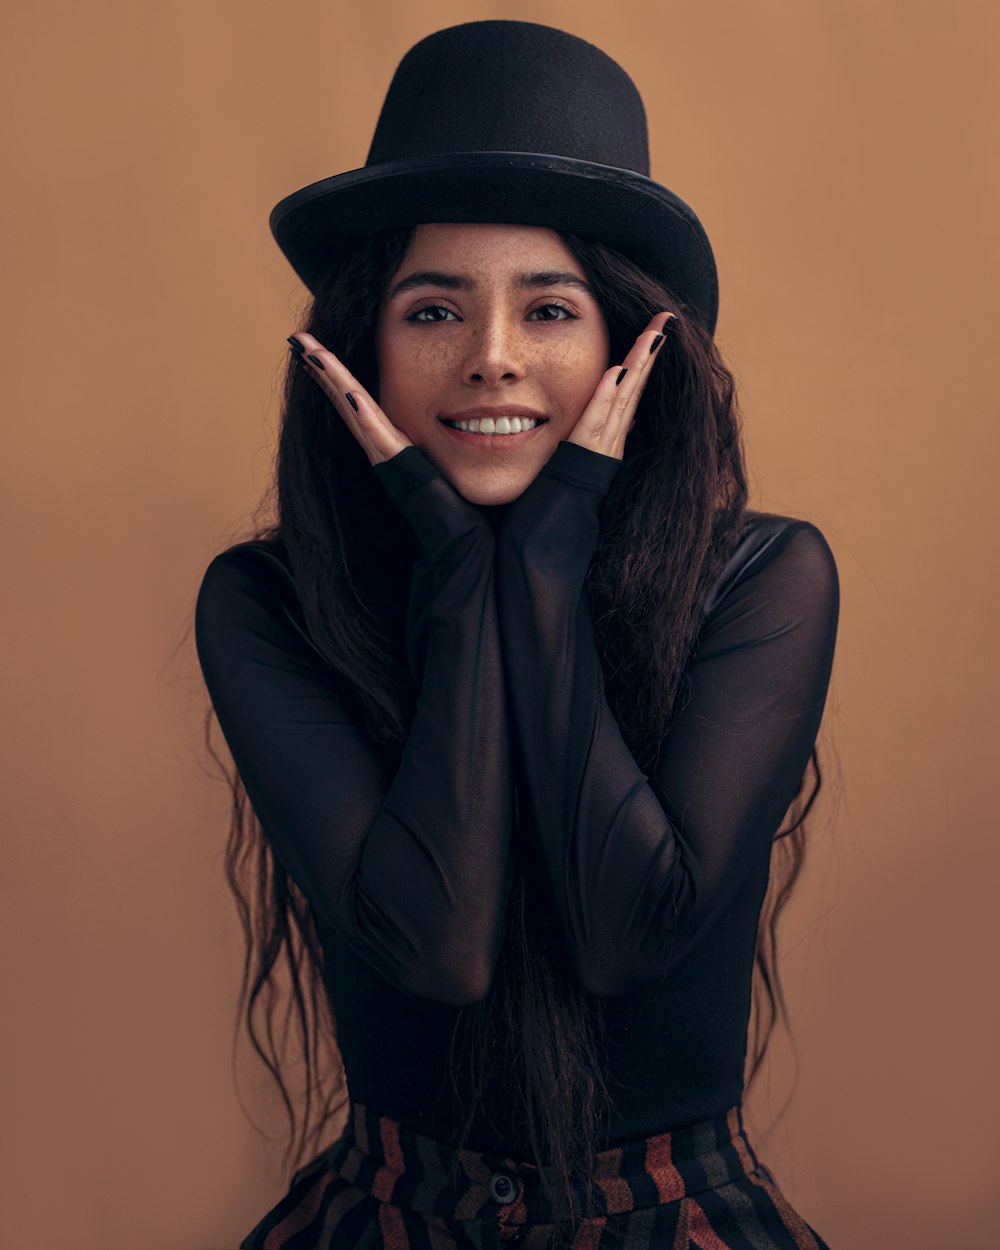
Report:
527,302,578,321
405,305,459,323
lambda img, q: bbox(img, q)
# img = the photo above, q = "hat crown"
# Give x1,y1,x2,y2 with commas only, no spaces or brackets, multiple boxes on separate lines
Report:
366,20,650,175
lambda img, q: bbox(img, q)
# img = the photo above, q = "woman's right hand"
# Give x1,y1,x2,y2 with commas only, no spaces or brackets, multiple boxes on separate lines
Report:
288,332,412,466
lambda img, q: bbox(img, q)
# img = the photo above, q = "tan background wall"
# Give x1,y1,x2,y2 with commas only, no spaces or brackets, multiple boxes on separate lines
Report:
3,1,996,1246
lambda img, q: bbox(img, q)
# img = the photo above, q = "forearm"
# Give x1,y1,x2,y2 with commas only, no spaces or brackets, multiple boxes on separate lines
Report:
355,448,514,1002
495,441,673,995
496,444,839,999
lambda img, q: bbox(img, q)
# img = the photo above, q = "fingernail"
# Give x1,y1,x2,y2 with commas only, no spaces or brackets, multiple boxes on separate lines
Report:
306,353,325,371
615,367,628,386
662,315,676,332
287,335,305,354
649,334,664,354
345,392,358,411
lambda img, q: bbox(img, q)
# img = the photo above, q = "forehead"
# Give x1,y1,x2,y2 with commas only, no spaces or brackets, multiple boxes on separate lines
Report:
402,222,582,275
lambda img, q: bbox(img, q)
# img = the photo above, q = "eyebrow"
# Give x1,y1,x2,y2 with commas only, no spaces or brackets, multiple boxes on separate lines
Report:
386,269,594,300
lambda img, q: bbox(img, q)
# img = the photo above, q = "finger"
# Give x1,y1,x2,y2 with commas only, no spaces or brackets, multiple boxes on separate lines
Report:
566,311,675,458
288,333,412,465
616,310,675,385
291,334,379,458
606,309,676,433
563,363,640,460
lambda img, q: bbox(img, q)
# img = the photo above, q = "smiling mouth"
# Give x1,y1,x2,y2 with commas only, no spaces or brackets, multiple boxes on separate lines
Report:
440,415,548,435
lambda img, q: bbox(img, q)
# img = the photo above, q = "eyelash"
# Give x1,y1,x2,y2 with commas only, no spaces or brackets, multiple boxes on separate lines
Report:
404,302,579,324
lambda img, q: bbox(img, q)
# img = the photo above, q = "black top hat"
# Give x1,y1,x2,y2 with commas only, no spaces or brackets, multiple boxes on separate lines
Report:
270,20,719,336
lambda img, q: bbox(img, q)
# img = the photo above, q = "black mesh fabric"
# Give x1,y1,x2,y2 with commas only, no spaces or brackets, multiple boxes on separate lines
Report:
195,439,839,1158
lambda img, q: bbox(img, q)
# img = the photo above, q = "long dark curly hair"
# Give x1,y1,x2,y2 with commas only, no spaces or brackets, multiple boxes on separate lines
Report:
198,224,832,1247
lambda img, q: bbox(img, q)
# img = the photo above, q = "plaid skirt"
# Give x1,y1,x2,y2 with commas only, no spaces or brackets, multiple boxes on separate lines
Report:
238,1101,832,1250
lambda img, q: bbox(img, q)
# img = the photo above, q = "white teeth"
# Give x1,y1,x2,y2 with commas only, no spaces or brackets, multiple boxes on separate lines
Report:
449,416,538,434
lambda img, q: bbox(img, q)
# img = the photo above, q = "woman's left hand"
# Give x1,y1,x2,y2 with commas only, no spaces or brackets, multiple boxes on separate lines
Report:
564,311,675,460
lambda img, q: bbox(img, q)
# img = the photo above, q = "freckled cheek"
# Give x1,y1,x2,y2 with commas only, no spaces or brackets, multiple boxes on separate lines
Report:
379,341,449,426
548,358,608,419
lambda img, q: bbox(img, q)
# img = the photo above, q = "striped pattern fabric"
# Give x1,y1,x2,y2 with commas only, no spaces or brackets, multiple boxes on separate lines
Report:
239,1101,832,1249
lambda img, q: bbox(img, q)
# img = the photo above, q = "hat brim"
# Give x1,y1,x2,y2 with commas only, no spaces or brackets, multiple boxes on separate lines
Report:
269,153,718,336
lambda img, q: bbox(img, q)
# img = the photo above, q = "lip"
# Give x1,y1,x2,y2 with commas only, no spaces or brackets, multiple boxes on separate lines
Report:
440,421,547,449
438,407,550,450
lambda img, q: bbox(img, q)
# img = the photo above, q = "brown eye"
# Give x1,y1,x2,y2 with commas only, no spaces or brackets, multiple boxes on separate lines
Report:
406,305,459,323
528,303,577,321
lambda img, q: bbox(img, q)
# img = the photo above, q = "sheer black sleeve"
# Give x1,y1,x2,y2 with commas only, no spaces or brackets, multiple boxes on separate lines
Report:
194,446,513,1006
495,439,839,999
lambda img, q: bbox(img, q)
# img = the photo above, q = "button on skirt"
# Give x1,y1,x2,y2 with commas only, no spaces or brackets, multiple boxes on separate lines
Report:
238,1100,832,1249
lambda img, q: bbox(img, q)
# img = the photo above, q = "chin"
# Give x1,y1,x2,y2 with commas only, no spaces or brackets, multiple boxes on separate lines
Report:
440,467,540,505
416,450,536,508
453,478,530,507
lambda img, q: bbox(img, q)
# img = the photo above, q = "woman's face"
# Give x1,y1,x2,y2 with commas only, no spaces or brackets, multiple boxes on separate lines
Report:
374,223,612,506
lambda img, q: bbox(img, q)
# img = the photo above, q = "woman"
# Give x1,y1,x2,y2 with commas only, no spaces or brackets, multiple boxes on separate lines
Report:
194,20,839,1250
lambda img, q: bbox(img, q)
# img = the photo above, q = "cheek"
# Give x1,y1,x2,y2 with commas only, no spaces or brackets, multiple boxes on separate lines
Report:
376,343,419,420
381,337,446,406
550,341,610,409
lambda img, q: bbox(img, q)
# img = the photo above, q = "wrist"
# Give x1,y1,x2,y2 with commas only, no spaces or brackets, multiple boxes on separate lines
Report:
371,445,440,501
540,439,623,496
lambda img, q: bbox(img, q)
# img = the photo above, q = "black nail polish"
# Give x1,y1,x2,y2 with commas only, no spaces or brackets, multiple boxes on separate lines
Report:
662,316,675,333
287,335,305,353
345,392,358,411
615,367,628,386
649,334,664,354
306,353,325,371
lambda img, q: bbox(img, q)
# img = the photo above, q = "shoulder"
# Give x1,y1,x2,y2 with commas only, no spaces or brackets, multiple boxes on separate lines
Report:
197,537,295,609
700,510,839,621
195,537,321,660
200,536,292,587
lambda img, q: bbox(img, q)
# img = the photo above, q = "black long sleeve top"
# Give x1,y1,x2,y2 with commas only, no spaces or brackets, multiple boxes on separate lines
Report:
194,439,839,1159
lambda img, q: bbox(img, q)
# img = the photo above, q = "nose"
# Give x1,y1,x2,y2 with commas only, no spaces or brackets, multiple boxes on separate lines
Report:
462,313,526,387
